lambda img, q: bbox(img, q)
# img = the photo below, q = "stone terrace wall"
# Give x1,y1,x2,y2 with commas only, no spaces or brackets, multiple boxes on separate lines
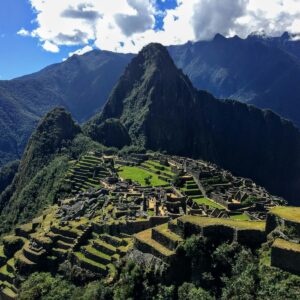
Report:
271,239,300,275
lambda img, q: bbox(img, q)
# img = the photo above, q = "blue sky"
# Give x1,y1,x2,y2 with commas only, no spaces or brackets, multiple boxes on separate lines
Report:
0,0,299,80
0,0,78,79
0,0,177,79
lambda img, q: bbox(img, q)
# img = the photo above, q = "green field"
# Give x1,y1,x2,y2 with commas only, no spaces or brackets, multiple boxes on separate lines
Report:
180,215,266,230
270,206,300,223
118,166,168,186
143,160,175,176
230,214,250,221
193,197,225,209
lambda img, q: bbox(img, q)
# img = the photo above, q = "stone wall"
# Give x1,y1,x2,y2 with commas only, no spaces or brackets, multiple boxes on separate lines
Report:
271,240,300,275
266,213,300,237
235,229,266,248
152,229,178,250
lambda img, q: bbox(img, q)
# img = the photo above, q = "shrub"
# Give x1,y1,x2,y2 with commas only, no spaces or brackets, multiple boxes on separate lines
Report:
3,235,25,257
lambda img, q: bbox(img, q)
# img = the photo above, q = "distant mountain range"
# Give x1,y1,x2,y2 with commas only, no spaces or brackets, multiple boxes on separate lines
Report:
0,51,132,166
1,42,300,231
168,32,300,127
1,32,300,167
85,43,300,204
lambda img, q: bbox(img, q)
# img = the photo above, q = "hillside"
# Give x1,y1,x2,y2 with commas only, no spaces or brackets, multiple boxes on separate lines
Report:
0,108,81,234
1,33,300,168
168,33,300,127
0,152,299,299
86,43,300,204
0,50,132,167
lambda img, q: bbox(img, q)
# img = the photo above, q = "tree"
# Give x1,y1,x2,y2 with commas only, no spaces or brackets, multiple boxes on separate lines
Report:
19,272,75,300
221,249,258,300
178,282,215,300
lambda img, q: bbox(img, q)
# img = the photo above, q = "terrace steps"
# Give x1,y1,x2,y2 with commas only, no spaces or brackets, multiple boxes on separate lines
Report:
134,228,176,261
0,285,17,300
92,240,116,256
151,224,183,251
73,252,107,275
82,246,111,265
64,154,108,194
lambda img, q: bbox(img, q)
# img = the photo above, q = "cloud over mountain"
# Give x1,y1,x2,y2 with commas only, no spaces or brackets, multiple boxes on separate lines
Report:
19,0,300,54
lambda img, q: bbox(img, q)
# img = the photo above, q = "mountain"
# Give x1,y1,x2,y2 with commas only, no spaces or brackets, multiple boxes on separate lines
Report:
249,31,300,60
86,43,300,204
0,160,19,194
1,32,300,169
0,107,81,233
0,50,132,167
168,33,300,127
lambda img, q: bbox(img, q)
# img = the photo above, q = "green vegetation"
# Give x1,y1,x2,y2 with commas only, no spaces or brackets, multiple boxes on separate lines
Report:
63,154,107,193
193,197,224,209
0,160,19,194
180,215,265,230
17,239,300,300
2,236,25,257
142,160,175,177
18,273,76,300
273,238,300,252
135,228,175,256
269,206,300,223
118,166,167,186
230,214,251,221
155,223,183,242
0,110,112,235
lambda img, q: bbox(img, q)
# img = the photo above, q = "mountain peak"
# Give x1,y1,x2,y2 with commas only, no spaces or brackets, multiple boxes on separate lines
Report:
23,107,81,177
134,42,175,70
213,33,226,41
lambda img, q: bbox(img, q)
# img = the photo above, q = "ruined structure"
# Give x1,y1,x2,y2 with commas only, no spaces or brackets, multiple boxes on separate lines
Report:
0,153,295,299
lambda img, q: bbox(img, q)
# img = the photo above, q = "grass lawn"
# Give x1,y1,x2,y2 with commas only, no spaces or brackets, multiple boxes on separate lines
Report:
270,206,300,223
180,215,266,230
144,160,175,176
230,214,251,221
0,246,5,258
273,238,300,252
193,197,225,209
118,166,167,186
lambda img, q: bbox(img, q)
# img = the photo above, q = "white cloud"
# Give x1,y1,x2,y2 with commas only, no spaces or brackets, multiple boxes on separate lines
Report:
17,28,31,37
68,45,93,57
19,0,300,54
42,40,60,53
115,0,155,36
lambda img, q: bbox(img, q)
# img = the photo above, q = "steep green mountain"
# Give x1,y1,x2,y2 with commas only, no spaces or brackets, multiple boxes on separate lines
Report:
0,108,81,233
168,33,300,127
86,43,300,204
0,160,19,194
2,33,300,169
0,50,132,167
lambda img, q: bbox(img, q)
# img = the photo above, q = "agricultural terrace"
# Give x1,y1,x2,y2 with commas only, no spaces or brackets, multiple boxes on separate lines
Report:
193,197,225,209
230,214,251,221
180,215,266,230
273,238,300,252
269,206,300,223
117,166,168,187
